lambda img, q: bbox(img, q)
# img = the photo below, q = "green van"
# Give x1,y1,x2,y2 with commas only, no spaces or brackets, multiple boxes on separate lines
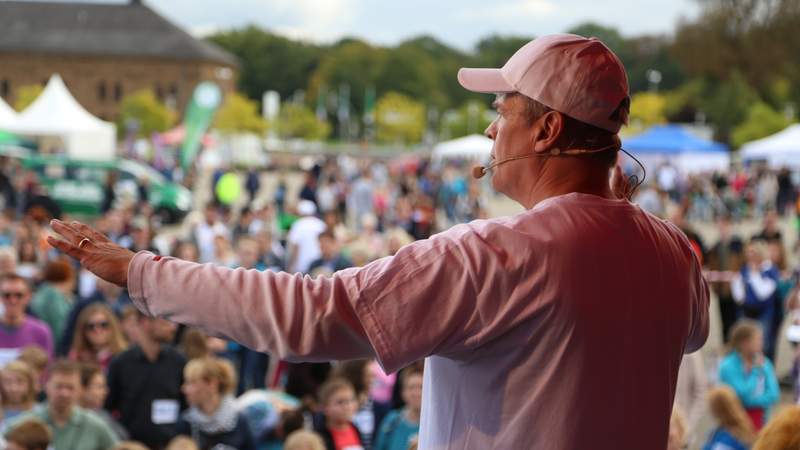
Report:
19,155,192,223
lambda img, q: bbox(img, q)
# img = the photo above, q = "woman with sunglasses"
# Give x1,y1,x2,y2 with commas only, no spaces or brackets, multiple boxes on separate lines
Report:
68,304,127,371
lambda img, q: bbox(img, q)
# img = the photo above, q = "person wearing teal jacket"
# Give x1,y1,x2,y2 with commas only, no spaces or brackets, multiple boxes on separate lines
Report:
373,366,422,450
718,320,780,429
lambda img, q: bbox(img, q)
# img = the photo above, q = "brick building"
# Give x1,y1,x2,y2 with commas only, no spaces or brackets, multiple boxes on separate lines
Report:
0,0,238,121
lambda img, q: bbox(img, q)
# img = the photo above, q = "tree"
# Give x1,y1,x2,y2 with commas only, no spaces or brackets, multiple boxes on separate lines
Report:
699,72,760,143
276,102,330,141
208,26,323,103
440,100,494,139
375,92,425,144
473,35,533,68
214,92,267,134
14,84,43,111
629,92,667,130
731,102,791,148
117,90,176,137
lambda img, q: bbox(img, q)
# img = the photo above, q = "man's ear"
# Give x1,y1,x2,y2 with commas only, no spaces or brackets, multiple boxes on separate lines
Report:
531,111,564,156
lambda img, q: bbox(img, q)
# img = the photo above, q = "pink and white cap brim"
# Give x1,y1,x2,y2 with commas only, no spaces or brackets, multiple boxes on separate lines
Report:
457,68,515,94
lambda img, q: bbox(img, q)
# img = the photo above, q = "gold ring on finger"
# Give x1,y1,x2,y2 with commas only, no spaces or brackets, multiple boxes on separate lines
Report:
78,238,92,249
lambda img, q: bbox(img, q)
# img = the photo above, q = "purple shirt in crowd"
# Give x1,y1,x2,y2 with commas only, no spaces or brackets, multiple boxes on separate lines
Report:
0,316,54,363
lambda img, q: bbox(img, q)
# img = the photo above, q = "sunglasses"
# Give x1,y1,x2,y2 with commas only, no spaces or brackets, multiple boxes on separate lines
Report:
85,321,111,331
1,292,26,300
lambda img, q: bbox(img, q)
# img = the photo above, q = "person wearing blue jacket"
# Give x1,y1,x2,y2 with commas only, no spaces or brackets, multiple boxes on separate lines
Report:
702,386,756,450
731,240,782,361
718,320,780,430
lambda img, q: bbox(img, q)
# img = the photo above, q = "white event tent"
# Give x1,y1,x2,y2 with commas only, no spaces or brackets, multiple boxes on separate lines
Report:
0,96,18,130
9,74,116,160
740,124,800,168
432,134,493,161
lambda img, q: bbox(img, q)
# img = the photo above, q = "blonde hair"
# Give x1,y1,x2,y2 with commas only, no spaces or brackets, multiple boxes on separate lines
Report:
284,430,326,450
5,418,52,450
753,406,800,450
18,346,47,374
165,436,200,450
728,319,762,354
1,360,38,406
184,357,237,395
71,303,128,358
708,386,756,445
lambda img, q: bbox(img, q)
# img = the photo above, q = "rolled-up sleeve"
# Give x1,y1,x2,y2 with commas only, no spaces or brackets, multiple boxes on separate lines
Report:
127,223,497,373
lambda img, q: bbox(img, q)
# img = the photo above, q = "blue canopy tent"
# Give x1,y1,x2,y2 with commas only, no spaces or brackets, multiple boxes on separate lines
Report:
622,124,730,173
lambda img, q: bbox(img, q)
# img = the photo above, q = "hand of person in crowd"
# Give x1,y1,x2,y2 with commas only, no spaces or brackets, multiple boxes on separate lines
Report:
610,164,633,200
47,219,134,287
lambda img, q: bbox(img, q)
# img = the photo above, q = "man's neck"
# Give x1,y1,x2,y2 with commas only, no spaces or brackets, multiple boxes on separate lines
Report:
49,405,74,427
139,338,161,362
518,160,614,209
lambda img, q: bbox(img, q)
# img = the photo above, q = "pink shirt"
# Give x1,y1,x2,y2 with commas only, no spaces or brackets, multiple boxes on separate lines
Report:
128,193,709,449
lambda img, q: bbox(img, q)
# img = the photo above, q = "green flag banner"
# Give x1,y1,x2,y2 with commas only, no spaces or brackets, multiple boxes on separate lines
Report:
180,82,222,170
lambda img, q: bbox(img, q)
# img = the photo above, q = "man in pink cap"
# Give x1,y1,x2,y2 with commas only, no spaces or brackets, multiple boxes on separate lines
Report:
50,34,708,449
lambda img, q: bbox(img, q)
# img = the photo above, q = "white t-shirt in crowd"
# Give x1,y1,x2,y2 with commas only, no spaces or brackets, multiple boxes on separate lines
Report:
287,216,327,273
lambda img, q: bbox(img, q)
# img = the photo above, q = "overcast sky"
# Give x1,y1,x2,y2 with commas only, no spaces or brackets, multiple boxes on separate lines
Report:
141,0,700,50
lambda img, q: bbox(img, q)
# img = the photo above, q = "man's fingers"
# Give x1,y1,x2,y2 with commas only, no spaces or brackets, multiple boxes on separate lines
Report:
73,221,110,244
47,236,86,260
50,219,84,244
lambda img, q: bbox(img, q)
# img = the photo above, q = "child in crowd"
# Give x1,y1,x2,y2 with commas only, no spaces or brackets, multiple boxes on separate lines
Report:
16,346,47,401
719,320,780,429
3,418,51,450
0,361,37,426
752,406,800,450
702,386,755,450
284,430,326,450
373,366,422,450
166,435,201,450
176,356,256,450
313,378,365,450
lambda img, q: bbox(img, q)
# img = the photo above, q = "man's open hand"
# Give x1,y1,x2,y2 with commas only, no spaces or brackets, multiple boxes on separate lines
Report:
48,219,135,287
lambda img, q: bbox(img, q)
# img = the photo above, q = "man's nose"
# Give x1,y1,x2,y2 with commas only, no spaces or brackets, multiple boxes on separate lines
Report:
484,120,497,140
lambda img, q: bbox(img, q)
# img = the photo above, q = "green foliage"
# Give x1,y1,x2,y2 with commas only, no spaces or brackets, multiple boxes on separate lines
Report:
276,102,330,141
629,92,667,131
700,73,760,142
214,92,267,134
375,92,425,144
473,35,532,68
440,101,494,139
732,102,791,148
307,39,387,120
14,84,43,111
117,90,176,137
208,26,322,102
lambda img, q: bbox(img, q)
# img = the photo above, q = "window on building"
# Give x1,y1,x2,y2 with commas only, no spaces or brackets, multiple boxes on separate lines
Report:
114,82,123,102
97,81,107,101
0,79,9,99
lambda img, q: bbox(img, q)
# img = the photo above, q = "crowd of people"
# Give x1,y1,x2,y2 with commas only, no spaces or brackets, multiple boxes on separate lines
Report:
5,150,800,449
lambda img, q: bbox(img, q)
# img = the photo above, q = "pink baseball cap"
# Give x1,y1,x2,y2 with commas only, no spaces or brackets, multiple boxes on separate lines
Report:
458,33,629,133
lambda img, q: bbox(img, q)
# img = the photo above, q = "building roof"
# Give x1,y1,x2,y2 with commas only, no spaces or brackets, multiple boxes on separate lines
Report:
0,0,238,67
